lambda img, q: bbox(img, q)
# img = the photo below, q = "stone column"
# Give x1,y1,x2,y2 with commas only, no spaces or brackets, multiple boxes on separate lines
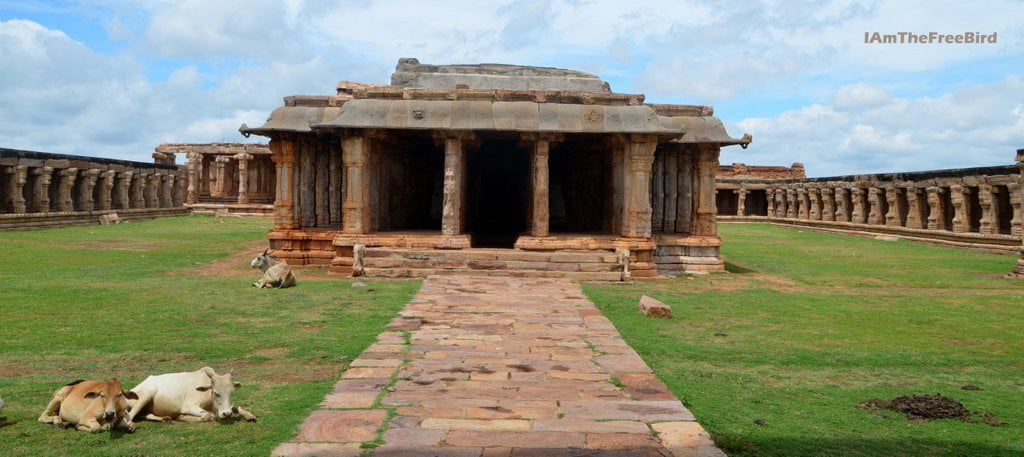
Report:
172,171,184,207
97,170,115,210
329,143,343,226
821,188,835,221
766,188,776,218
269,136,299,230
342,132,374,234
76,169,100,212
950,184,969,232
691,143,718,236
926,187,945,230
794,188,806,219
786,188,797,218
299,141,317,228
130,172,145,209
56,168,77,212
115,171,132,210
145,172,160,208
666,150,682,232
978,184,997,235
867,187,884,225
4,165,28,213
851,188,866,223
885,186,900,226
31,166,53,213
834,187,849,222
1009,183,1022,236
523,133,554,237
736,188,748,217
808,187,821,220
160,173,174,208
235,152,252,204
905,187,923,229
186,152,201,204
1013,149,1023,276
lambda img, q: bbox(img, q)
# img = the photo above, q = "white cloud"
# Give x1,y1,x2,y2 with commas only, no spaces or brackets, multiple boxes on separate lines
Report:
833,83,889,110
727,76,1024,176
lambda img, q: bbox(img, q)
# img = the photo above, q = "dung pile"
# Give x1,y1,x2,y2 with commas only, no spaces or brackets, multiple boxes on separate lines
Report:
863,394,1005,426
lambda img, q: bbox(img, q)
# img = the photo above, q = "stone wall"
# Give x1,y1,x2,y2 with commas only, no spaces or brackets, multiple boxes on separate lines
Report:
0,147,187,230
716,158,1023,253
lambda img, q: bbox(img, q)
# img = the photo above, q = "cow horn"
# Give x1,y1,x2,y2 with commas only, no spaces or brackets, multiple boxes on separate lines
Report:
262,248,270,256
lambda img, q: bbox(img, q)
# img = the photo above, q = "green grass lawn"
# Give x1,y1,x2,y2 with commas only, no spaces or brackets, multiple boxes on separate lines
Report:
585,223,1024,457
0,215,419,457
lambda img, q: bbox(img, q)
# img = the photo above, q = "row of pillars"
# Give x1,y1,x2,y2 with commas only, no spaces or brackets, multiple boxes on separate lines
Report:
269,131,715,240
764,183,1021,235
185,152,263,204
2,165,181,215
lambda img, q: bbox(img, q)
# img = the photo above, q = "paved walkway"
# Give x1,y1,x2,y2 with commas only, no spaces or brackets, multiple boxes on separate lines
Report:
273,276,725,457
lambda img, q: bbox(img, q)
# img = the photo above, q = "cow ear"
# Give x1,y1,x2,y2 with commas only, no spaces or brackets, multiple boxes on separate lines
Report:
234,382,242,388
196,385,212,392
124,391,139,400
85,392,100,399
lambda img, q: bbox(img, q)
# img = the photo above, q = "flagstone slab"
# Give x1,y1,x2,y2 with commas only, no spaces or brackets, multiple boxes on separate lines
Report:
271,276,723,456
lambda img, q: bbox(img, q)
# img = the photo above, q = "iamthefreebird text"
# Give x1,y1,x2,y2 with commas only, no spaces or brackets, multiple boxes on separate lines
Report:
864,32,997,44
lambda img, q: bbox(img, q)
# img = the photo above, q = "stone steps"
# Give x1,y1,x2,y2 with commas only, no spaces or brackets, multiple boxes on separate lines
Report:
361,247,626,281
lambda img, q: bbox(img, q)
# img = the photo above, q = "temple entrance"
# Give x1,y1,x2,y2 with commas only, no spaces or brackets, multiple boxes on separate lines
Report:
467,139,530,248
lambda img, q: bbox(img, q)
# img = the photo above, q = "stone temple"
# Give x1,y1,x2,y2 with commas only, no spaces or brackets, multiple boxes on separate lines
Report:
240,58,751,280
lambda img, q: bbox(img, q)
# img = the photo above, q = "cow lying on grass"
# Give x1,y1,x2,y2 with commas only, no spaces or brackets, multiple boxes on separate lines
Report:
126,367,257,422
250,249,296,289
38,379,137,432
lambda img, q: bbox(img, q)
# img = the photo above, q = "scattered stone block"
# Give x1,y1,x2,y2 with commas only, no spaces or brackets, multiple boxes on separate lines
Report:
98,213,121,225
638,295,672,318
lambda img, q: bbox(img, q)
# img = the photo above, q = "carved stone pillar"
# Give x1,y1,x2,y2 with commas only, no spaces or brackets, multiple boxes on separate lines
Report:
328,144,342,226
160,173,174,208
4,165,28,213
145,172,160,208
130,172,145,209
1009,183,1022,236
651,152,664,229
885,186,900,226
523,133,555,237
691,143,718,237
235,152,252,204
909,186,925,227
270,136,299,230
851,188,866,223
1013,149,1023,276
786,188,797,218
978,184,997,234
950,184,968,232
96,170,115,211
795,188,807,219
926,187,945,230
808,188,821,220
172,171,184,207
186,152,201,204
834,187,849,222
342,133,374,234
821,188,835,221
867,187,884,225
115,171,132,210
31,166,52,213
766,189,776,218
76,169,100,212
736,188,748,217
56,168,77,212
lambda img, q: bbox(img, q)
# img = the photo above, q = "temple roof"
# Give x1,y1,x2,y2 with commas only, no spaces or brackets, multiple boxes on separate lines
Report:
239,58,752,147
390,58,610,92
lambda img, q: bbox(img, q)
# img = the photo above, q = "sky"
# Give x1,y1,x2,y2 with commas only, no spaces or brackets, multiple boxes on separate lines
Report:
1,0,1021,177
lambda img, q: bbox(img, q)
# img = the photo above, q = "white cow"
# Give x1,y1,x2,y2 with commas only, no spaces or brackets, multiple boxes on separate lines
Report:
126,367,256,422
250,249,296,289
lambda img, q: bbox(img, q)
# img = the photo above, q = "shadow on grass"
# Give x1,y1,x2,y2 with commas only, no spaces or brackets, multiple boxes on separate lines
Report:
724,261,757,273
719,436,1023,457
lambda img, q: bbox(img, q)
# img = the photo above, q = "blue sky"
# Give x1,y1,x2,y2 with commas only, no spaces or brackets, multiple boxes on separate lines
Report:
1,0,1022,176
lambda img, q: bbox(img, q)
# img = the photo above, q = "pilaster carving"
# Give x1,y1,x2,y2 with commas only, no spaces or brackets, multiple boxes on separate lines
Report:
977,184,996,234
97,170,115,211
950,184,968,232
4,165,28,213
31,167,53,213
76,169,100,212
821,188,835,221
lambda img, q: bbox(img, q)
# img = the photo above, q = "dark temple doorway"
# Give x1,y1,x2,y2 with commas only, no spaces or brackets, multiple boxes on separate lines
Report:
467,138,530,248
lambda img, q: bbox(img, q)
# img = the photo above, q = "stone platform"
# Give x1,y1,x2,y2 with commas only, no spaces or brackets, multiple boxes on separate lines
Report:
272,276,725,457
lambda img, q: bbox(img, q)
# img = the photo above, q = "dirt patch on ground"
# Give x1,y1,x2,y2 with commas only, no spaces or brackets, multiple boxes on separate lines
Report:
863,394,1006,426
195,242,266,278
78,241,164,251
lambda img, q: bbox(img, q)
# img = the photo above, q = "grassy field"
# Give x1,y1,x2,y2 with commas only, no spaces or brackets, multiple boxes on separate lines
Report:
586,223,1024,457
0,215,419,457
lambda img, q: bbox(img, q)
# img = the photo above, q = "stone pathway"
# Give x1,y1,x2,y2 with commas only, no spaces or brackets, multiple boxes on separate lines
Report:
273,276,725,457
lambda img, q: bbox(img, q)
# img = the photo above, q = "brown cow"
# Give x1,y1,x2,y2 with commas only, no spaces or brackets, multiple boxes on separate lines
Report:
38,379,138,432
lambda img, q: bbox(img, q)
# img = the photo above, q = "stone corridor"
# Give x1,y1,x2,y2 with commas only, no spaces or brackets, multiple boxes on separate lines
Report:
273,276,725,457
